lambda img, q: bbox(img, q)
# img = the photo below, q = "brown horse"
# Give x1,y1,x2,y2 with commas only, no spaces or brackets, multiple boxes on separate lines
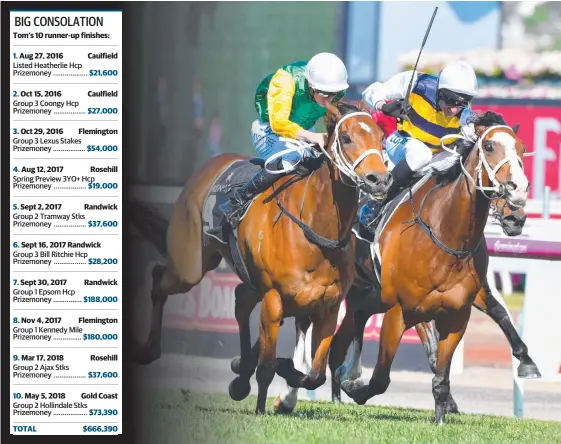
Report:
272,196,539,414
130,101,391,414
337,111,531,424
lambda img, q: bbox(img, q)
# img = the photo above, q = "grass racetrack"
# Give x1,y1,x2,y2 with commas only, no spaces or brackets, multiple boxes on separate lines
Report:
138,389,561,444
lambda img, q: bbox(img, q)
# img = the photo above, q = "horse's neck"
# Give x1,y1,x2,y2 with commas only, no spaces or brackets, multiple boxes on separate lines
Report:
305,160,357,241
431,147,491,251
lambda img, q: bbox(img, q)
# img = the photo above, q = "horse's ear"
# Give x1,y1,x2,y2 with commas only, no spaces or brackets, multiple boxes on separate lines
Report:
512,123,520,134
326,103,343,121
358,99,371,115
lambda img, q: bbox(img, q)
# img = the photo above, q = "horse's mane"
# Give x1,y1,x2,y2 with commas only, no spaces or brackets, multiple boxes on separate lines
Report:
325,101,361,140
467,110,507,127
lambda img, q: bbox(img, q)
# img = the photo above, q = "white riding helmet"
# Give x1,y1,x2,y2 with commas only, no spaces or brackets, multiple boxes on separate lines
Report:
305,52,349,93
438,60,479,98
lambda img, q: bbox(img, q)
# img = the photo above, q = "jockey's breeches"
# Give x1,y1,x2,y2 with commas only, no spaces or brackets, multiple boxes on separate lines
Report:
385,130,434,172
250,119,317,170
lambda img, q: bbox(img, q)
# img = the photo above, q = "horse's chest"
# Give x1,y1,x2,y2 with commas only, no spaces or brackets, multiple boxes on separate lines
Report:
409,280,478,318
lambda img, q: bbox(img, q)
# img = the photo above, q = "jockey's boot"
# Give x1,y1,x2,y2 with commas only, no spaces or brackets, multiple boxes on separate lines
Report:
358,159,415,241
219,168,279,230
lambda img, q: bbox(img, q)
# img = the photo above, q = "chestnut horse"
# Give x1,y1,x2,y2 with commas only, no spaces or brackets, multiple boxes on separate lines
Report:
272,196,539,415
336,111,531,424
130,101,391,414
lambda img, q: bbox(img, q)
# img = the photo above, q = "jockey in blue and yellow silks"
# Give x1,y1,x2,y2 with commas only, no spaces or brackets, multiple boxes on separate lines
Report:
217,52,349,230
358,60,479,239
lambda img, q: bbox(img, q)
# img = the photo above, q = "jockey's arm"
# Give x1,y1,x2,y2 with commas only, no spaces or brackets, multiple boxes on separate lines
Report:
459,106,477,141
267,69,323,146
267,70,304,138
362,70,417,111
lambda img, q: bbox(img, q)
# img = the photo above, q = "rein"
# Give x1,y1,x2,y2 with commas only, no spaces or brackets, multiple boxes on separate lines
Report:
440,125,525,209
269,111,384,250
404,184,484,259
403,124,524,259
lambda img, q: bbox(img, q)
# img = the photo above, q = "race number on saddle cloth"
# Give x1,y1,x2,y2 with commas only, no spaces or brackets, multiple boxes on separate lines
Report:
215,52,349,231
358,60,480,239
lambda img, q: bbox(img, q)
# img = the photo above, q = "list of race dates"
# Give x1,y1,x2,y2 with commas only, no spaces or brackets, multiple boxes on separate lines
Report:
13,276,119,306
12,201,119,232
12,239,118,268
12,314,119,342
13,164,118,192
10,9,122,435
12,48,119,79
13,127,119,156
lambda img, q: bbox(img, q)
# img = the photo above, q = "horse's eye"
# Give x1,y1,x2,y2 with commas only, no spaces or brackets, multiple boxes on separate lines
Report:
341,133,352,144
484,141,493,152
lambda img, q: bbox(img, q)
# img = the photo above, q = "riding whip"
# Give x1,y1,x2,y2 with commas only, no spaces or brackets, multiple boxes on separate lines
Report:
402,6,438,118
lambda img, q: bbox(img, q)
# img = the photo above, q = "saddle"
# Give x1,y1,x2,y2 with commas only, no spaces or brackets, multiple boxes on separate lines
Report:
201,155,326,290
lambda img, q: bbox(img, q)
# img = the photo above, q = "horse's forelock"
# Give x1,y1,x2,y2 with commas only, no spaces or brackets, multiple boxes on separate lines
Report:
469,110,507,128
325,102,363,140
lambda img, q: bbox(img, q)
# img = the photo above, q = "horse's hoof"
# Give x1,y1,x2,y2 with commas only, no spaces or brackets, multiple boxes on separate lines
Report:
340,379,366,403
273,396,295,414
231,356,242,375
331,393,343,404
445,396,460,414
228,377,251,401
518,362,542,379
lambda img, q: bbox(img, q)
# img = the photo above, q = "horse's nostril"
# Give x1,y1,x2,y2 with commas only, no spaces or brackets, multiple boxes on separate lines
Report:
366,174,380,185
507,181,518,191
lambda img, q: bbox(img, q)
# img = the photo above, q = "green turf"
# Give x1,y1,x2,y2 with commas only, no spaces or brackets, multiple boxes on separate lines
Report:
138,390,561,444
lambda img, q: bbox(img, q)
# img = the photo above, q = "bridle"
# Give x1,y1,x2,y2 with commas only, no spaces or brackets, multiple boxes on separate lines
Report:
440,125,527,208
265,111,385,194
315,111,384,191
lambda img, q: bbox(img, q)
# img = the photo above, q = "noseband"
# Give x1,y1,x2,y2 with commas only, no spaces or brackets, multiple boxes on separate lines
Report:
440,125,525,206
316,111,385,191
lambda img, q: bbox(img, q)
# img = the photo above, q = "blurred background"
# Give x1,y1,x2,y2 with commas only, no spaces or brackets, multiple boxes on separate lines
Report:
129,3,561,435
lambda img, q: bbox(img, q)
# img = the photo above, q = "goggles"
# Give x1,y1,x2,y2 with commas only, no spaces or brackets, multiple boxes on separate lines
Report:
438,89,473,108
312,88,345,102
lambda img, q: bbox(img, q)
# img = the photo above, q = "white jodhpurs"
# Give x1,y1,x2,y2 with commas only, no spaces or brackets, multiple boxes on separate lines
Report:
250,120,317,171
385,130,433,172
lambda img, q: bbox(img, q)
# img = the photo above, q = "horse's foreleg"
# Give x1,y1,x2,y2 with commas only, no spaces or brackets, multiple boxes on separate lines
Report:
432,306,471,425
329,306,356,403
331,297,371,402
340,303,406,405
274,316,311,414
415,321,460,414
474,281,541,379
276,304,340,392
255,288,283,414
134,264,188,365
228,283,260,401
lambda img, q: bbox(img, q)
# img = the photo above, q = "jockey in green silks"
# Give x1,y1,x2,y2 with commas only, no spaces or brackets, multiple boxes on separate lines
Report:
218,52,349,229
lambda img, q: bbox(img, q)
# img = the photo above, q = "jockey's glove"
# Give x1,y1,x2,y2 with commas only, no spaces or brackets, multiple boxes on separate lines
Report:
381,99,410,122
461,122,477,143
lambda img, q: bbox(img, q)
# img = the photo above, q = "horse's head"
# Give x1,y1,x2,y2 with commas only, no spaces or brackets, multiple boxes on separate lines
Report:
468,111,530,210
323,101,391,200
491,196,527,237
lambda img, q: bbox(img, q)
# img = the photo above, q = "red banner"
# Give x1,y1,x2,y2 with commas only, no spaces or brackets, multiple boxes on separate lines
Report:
471,104,561,200
162,270,421,343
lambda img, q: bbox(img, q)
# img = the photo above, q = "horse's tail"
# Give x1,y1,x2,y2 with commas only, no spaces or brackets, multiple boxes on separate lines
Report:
128,199,168,257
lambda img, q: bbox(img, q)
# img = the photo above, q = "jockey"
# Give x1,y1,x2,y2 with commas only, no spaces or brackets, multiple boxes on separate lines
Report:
218,52,349,229
358,60,479,239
